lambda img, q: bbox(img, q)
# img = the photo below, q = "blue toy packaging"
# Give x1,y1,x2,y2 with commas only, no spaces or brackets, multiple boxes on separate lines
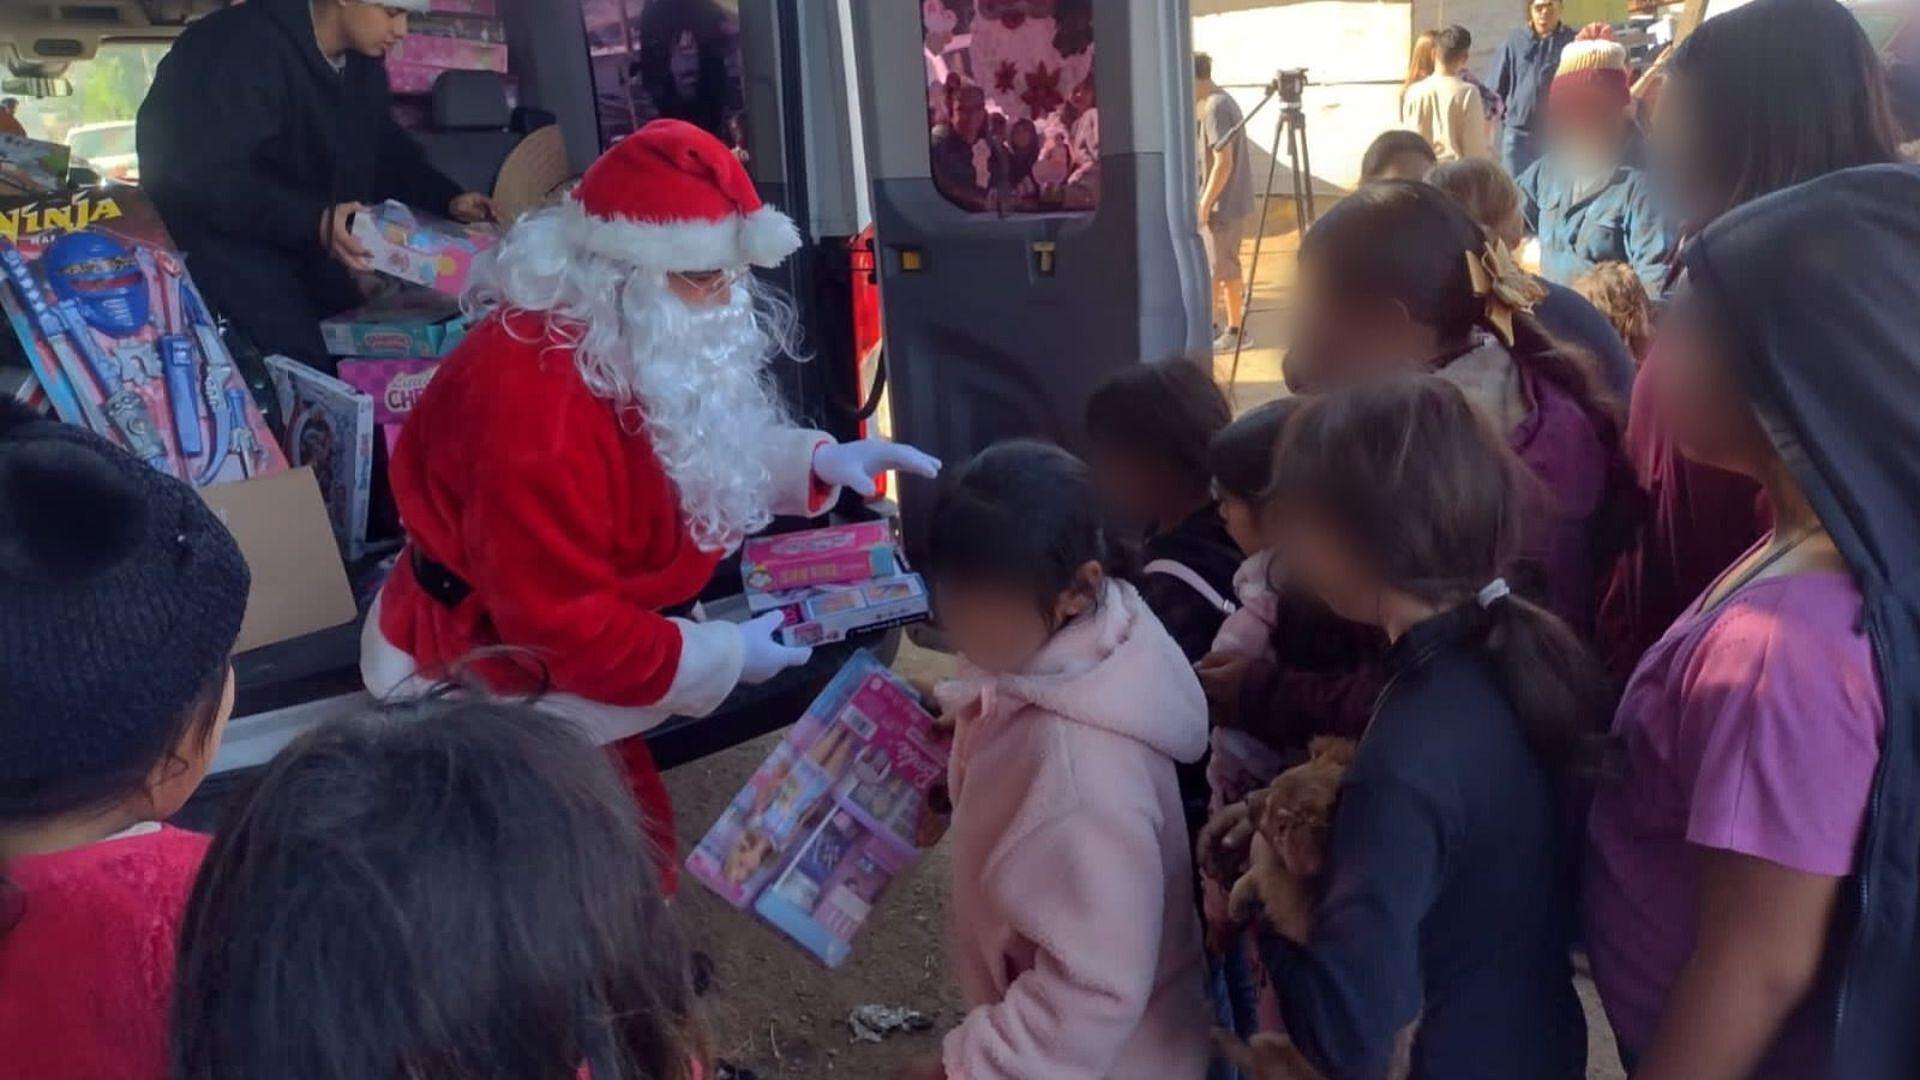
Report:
0,186,286,486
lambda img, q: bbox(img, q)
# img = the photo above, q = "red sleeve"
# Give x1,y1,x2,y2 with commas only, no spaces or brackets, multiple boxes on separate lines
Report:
459,384,686,708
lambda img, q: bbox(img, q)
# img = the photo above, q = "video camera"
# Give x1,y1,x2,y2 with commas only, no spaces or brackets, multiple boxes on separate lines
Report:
1276,68,1308,106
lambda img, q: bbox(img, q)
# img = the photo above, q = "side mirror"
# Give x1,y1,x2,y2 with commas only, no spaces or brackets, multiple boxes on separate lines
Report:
1,76,74,99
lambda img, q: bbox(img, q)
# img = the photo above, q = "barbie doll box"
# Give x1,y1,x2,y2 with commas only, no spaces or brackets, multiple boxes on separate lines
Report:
740,519,903,594
686,651,948,967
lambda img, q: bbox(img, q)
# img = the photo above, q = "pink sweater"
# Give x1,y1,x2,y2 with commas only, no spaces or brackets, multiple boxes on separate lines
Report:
937,582,1212,1079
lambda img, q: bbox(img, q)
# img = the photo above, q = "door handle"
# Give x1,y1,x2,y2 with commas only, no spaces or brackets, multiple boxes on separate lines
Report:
1032,241,1057,276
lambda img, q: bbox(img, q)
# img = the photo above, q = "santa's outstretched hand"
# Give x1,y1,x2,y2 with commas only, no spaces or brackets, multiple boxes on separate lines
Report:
813,438,944,498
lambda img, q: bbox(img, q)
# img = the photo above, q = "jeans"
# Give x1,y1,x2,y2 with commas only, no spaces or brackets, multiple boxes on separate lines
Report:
1501,126,1544,181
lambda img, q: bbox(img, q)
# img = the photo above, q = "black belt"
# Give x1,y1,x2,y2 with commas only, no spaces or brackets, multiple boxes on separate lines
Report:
409,546,699,619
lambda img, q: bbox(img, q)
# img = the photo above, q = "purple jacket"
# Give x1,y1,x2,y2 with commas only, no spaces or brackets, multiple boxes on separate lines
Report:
1509,363,1611,635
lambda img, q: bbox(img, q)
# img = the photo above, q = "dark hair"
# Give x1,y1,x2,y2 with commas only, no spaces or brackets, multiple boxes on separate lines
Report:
1085,356,1233,496
1194,52,1214,82
1208,398,1304,504
1359,130,1438,183
1436,24,1472,61
1296,180,1642,573
926,440,1127,621
1668,0,1899,225
172,701,703,1080
1271,377,1607,772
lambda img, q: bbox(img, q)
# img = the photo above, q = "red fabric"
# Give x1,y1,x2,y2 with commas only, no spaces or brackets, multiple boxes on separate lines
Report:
379,312,724,705
609,735,680,895
1596,347,1769,680
0,112,24,139
0,826,210,1080
576,119,767,226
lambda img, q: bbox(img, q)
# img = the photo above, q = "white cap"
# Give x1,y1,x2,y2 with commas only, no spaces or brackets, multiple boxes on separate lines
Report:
366,0,436,13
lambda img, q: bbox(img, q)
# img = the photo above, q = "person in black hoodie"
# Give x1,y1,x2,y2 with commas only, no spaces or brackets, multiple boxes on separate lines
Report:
1584,165,1920,1079
138,0,493,371
1205,375,1596,1078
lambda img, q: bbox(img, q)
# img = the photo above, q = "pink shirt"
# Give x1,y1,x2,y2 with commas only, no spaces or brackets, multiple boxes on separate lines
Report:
1585,570,1885,1077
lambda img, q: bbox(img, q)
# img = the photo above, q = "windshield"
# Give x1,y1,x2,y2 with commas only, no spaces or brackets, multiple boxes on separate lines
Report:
13,42,170,149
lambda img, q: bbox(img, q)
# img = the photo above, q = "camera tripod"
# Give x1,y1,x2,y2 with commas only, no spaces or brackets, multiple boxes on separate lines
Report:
1215,73,1316,392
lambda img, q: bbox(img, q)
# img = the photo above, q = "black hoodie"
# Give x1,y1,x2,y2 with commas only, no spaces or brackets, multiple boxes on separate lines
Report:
1686,163,1920,1077
137,0,463,366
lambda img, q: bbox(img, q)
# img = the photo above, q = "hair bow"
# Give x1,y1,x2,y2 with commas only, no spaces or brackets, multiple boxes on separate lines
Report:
1465,239,1547,347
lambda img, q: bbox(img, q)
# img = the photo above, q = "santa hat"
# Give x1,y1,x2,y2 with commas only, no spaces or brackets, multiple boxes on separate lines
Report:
1550,24,1631,117
557,120,801,274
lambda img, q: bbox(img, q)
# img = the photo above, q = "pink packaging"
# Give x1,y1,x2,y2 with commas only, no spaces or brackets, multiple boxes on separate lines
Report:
428,0,496,14
338,358,441,454
741,520,901,594
351,200,499,298
386,34,508,76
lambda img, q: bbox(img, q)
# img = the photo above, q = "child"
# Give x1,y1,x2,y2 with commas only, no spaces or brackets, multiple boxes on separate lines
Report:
172,700,707,1080
897,440,1212,1080
1084,357,1242,662
1570,261,1655,364
1585,166,1910,1078
1359,130,1438,185
1283,179,1637,637
1208,375,1593,1077
0,403,250,1079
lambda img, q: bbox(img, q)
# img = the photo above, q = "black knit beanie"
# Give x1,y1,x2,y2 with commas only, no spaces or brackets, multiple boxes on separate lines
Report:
0,402,250,805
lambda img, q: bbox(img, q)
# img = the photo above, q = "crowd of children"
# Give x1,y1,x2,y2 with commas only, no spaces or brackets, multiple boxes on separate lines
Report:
2,0,1918,1077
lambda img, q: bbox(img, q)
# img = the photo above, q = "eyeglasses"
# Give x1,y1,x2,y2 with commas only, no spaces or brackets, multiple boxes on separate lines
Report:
671,269,743,297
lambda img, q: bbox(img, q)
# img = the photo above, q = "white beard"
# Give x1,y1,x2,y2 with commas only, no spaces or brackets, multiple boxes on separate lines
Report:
471,208,798,553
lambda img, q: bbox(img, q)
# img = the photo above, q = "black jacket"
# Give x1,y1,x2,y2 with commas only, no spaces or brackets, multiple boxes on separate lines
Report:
1261,608,1585,1079
138,0,462,363
1688,164,1920,1077
1137,504,1243,662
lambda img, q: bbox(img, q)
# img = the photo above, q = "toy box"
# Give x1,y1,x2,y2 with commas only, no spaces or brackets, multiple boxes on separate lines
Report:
429,0,497,16
687,651,948,967
351,200,499,298
0,133,71,196
339,358,441,454
0,187,286,487
749,573,932,648
266,356,376,560
320,287,469,358
412,13,507,43
741,520,903,594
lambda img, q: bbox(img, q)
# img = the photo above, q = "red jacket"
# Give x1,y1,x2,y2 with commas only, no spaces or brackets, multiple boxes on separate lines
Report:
369,312,831,727
0,826,210,1080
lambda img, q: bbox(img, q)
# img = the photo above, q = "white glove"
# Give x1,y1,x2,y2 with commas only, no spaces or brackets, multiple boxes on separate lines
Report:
738,611,813,685
812,438,943,499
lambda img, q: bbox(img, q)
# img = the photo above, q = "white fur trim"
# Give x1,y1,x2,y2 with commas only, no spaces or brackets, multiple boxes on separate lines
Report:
559,200,801,272
763,428,837,518
360,598,744,744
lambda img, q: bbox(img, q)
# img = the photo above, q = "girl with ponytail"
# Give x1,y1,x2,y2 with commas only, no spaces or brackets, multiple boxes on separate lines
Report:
1204,375,1595,1078
1283,178,1639,638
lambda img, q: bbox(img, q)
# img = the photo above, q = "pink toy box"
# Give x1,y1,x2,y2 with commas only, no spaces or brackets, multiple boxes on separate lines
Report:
686,651,948,966
747,573,931,648
741,520,902,594
351,200,499,298
338,358,442,454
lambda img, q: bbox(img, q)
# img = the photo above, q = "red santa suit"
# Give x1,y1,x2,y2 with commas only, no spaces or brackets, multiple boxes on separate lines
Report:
361,121,833,889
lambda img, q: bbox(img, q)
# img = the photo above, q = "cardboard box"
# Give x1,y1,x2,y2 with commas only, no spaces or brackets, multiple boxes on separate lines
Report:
320,288,469,358
201,467,358,653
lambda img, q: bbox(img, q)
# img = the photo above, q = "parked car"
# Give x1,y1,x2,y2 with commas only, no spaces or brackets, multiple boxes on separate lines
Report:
65,120,139,183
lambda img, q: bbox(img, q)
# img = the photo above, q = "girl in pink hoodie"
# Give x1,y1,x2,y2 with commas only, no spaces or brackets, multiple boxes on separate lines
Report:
895,440,1213,1080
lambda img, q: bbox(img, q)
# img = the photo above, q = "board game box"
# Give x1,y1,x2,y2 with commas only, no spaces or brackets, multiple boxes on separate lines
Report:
0,187,286,487
266,356,376,560
686,651,948,967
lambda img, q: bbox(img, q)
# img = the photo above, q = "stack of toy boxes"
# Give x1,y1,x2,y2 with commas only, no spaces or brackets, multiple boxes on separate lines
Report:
388,0,512,103
740,520,931,647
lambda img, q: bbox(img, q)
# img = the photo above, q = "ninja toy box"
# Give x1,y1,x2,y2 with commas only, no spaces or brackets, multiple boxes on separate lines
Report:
0,187,286,487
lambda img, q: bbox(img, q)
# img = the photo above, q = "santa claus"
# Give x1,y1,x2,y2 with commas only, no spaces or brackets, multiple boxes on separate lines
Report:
361,120,939,882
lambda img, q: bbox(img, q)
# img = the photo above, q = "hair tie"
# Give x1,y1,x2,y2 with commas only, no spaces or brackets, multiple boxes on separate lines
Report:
1476,577,1512,609
1464,240,1546,348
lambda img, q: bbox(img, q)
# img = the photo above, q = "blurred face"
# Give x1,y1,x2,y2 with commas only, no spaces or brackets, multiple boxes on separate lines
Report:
1530,0,1563,36
954,90,987,142
1071,79,1096,112
1649,278,1773,478
1088,444,1174,528
1551,106,1629,168
935,563,1103,674
1219,493,1265,556
1283,260,1430,394
339,2,412,57
1271,507,1386,628
667,268,741,310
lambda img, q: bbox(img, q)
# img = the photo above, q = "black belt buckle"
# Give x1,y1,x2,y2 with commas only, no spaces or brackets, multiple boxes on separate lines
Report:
411,547,474,609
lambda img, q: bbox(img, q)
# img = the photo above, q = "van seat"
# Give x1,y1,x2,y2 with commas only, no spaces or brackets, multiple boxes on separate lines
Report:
416,70,552,199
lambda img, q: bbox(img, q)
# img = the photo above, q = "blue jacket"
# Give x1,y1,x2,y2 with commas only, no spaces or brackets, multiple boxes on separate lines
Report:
1520,157,1674,296
1487,24,1576,134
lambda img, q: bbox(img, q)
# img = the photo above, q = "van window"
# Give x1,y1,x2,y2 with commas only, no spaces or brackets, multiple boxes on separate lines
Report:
924,0,1099,215
13,42,168,184
580,0,750,154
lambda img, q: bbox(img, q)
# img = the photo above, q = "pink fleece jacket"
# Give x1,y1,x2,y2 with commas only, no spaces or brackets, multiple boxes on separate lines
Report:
936,581,1213,1080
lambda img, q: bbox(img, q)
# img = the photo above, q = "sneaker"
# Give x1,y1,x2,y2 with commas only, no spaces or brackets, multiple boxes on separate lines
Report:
1212,326,1251,353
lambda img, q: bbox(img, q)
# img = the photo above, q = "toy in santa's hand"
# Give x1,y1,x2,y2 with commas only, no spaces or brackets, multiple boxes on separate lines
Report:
360,119,940,890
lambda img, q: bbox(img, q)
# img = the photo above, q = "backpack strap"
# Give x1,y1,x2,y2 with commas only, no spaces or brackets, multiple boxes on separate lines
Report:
1142,558,1238,617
